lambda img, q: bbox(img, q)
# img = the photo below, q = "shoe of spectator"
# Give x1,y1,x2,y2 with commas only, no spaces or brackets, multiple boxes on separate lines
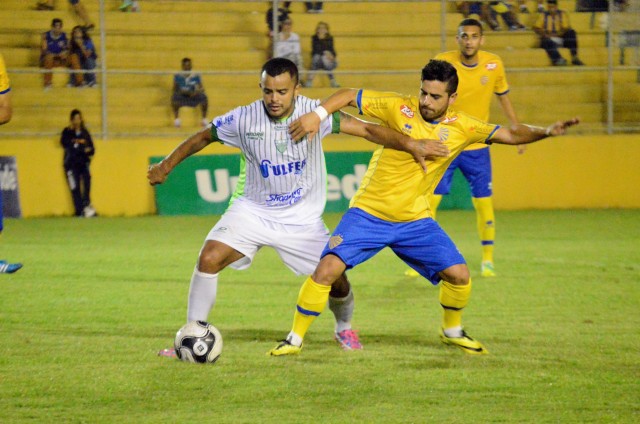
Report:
571,57,585,66
330,80,340,88
174,118,181,128
537,4,545,12
83,205,97,218
552,58,568,66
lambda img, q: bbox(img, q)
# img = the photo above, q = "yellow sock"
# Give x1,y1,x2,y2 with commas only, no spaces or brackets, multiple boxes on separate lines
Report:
291,276,331,341
429,194,443,220
439,279,472,330
472,197,495,263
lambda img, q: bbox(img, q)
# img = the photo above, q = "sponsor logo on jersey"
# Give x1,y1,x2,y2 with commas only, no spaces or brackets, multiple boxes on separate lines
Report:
259,159,306,178
400,104,414,118
485,62,497,71
480,75,489,85
329,234,343,249
442,115,458,124
214,114,234,128
266,188,304,206
245,131,264,142
403,123,412,133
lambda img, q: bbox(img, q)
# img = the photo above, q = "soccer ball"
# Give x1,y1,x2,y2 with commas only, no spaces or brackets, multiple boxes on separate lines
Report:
174,320,223,364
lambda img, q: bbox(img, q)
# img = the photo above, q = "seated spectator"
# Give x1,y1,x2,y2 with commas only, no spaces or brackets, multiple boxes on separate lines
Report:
305,21,339,88
489,1,526,30
119,0,140,12
533,0,585,66
457,2,500,31
36,1,95,31
41,18,69,89
68,25,97,87
171,58,208,128
274,18,305,80
517,0,545,13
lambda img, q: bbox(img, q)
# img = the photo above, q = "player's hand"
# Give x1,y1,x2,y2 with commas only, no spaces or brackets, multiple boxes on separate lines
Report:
147,162,170,186
545,117,580,136
407,139,449,172
289,112,321,143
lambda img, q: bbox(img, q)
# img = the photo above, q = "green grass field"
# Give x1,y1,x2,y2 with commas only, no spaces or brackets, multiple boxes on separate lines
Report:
1,210,639,423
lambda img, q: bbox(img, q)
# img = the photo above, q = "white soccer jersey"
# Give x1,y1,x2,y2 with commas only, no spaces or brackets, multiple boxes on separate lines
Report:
210,95,337,225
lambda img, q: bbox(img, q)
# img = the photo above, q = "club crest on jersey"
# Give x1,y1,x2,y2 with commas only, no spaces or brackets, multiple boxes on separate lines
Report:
400,104,414,119
274,125,289,153
329,234,343,249
438,127,450,141
485,62,497,71
480,75,489,86
274,137,288,153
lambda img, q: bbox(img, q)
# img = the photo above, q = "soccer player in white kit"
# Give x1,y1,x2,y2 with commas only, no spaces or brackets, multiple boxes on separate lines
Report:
148,58,449,354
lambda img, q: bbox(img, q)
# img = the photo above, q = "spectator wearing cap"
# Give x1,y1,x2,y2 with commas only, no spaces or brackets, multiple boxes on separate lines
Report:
533,0,585,66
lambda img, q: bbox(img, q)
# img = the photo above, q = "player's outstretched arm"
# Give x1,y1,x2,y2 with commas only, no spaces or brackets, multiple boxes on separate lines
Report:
491,117,580,146
289,88,359,142
147,127,213,185
339,111,448,172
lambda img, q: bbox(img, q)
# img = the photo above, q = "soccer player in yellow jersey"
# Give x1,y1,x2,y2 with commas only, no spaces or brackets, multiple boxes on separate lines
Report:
0,53,22,273
268,59,578,356
411,18,519,278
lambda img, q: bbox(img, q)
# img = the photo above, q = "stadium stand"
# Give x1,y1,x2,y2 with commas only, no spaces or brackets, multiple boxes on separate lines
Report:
0,0,638,135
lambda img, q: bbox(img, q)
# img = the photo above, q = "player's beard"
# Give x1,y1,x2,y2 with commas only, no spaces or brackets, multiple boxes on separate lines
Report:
419,104,447,122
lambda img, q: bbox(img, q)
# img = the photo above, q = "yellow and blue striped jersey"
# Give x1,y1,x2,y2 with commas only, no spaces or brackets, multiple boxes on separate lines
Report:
435,50,508,150
350,89,499,222
0,54,10,95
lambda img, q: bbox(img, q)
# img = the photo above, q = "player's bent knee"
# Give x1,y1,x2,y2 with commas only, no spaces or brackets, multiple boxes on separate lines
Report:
312,254,346,286
439,263,470,286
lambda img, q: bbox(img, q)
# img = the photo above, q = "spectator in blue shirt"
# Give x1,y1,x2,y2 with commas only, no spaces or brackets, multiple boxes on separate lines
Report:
171,58,209,128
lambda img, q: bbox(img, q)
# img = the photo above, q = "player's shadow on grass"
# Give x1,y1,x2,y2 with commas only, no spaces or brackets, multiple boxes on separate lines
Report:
225,328,439,349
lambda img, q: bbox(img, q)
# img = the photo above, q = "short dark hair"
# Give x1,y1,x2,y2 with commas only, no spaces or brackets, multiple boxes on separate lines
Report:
458,18,483,35
421,59,459,95
181,57,191,65
52,18,63,27
261,57,299,85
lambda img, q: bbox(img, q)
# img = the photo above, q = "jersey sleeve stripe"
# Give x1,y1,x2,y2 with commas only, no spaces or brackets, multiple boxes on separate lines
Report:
356,89,364,114
485,125,501,144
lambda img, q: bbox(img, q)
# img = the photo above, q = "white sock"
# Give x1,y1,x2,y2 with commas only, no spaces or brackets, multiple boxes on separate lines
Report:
328,289,354,333
286,332,303,347
186,268,218,322
443,326,463,338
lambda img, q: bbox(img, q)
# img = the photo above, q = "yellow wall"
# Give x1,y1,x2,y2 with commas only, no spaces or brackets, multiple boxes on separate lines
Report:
0,134,638,217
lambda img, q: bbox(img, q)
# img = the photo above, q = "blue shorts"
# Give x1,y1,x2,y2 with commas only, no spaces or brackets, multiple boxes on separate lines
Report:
434,148,492,198
321,208,466,285
69,0,80,5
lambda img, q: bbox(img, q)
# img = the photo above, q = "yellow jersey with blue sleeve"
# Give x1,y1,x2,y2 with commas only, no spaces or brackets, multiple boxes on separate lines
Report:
0,53,10,95
435,50,508,151
351,89,500,222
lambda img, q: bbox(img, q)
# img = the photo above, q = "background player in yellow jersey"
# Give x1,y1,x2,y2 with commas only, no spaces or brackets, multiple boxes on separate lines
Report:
405,18,520,279
269,59,578,356
0,53,23,273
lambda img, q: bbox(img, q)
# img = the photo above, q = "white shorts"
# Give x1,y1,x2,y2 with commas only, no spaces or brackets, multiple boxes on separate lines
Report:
205,201,330,275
